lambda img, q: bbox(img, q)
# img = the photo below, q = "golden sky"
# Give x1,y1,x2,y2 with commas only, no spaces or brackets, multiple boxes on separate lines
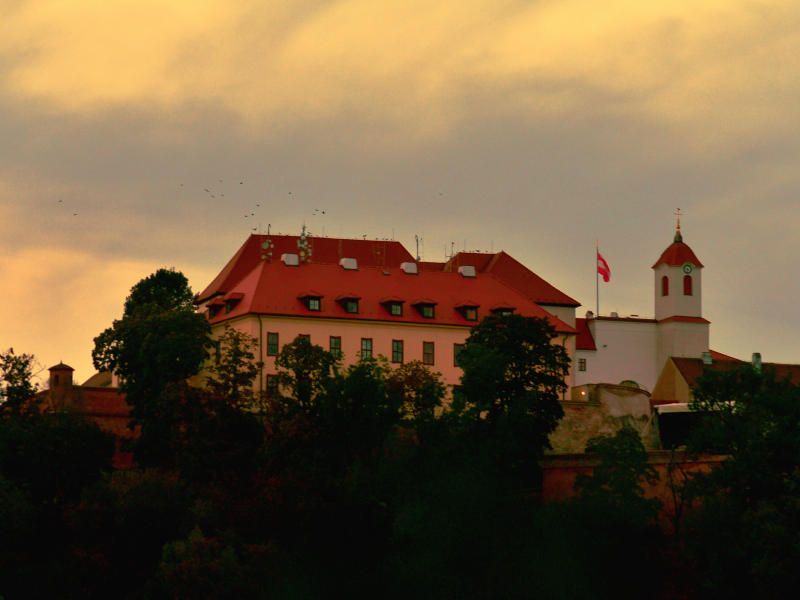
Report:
2,1,800,382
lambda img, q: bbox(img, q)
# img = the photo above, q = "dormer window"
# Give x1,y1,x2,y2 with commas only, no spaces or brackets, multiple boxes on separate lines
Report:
336,294,360,314
491,306,514,317
456,302,479,321
381,297,404,317
208,298,225,318
412,299,437,319
298,291,323,311
414,303,435,318
223,292,244,314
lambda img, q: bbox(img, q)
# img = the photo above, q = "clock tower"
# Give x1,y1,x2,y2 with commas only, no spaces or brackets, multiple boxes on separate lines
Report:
652,213,709,370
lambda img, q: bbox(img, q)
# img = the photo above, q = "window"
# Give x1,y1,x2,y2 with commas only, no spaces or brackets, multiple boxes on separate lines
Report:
420,304,435,319
492,308,514,316
578,358,587,372
453,343,465,366
361,338,373,359
208,305,222,318
683,275,693,296
464,307,478,321
344,299,359,314
266,374,279,399
392,339,404,363
214,340,221,364
307,297,321,311
423,341,435,365
389,302,402,316
267,332,279,356
225,300,236,314
297,334,311,342
329,336,342,358
661,275,669,296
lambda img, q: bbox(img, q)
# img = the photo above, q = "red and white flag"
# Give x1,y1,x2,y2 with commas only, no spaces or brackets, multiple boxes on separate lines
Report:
597,252,611,282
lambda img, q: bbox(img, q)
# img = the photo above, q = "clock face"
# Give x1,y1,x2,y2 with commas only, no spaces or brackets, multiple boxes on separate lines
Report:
683,264,693,274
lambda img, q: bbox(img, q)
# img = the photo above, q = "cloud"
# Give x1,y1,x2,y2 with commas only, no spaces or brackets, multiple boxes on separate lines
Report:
2,1,799,148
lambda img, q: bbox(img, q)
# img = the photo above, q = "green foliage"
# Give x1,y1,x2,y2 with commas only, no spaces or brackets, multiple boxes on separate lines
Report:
0,411,114,506
205,326,259,407
684,365,800,597
150,527,275,600
93,268,211,404
173,385,265,486
92,268,211,465
455,314,570,481
0,348,38,415
575,426,661,522
273,335,339,411
387,360,445,425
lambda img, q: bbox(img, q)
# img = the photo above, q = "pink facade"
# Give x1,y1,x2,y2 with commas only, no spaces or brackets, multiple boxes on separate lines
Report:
197,234,580,395
215,314,572,396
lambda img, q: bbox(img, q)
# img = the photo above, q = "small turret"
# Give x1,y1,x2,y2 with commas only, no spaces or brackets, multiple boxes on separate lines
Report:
48,362,74,407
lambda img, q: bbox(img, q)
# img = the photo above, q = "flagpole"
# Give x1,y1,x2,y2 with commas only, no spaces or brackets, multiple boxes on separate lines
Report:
596,239,599,316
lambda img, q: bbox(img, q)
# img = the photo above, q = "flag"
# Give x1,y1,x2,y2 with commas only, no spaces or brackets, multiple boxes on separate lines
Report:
597,252,611,282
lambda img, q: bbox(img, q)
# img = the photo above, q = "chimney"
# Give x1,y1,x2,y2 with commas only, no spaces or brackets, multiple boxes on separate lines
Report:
752,352,762,373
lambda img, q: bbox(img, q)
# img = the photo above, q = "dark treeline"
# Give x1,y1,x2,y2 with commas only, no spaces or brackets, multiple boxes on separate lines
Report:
2,270,800,599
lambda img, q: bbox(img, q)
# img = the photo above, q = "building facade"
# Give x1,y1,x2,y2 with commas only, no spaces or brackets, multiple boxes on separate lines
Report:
195,232,580,396
574,225,710,393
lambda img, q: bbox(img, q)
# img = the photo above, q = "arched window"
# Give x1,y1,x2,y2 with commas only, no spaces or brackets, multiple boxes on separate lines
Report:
661,275,669,296
683,275,693,296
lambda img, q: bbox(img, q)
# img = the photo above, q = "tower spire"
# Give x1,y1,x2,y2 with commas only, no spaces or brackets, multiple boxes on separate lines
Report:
673,208,683,242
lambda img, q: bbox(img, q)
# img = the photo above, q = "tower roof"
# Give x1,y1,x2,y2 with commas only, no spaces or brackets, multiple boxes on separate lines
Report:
49,362,74,371
651,234,704,269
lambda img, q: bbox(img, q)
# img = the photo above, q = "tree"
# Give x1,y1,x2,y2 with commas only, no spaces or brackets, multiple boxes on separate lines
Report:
387,360,445,425
682,364,800,597
574,426,660,522
455,314,570,480
92,269,211,466
0,348,38,415
273,335,339,414
205,326,259,407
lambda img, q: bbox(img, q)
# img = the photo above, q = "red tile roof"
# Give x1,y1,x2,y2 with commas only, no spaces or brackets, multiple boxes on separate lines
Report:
670,356,800,391
652,241,704,269
657,316,711,324
709,349,740,361
200,238,581,314
574,318,597,350
206,259,577,334
198,235,415,301
445,251,580,307
595,315,657,323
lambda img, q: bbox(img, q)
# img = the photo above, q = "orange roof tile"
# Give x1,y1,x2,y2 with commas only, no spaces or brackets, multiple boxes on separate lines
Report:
575,318,597,351
446,251,580,307
669,357,800,392
198,235,415,301
206,260,577,334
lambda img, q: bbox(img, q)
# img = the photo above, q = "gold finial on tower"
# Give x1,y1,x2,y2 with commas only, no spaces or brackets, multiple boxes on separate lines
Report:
673,208,684,242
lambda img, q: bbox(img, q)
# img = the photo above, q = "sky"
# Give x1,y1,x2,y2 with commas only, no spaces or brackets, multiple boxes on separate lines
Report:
2,0,800,385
